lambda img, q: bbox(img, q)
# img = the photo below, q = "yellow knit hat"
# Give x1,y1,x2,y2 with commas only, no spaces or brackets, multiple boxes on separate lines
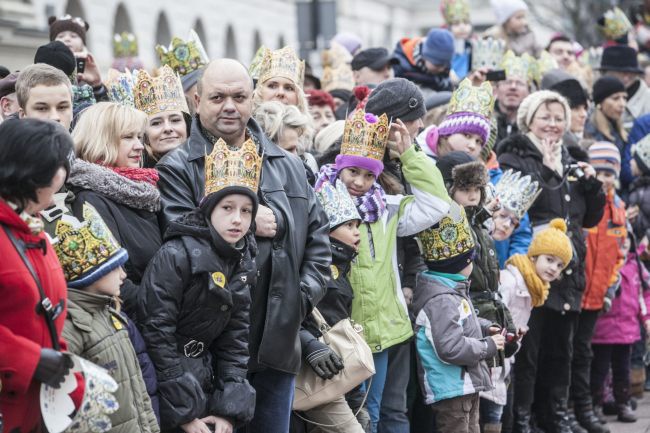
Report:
527,218,573,267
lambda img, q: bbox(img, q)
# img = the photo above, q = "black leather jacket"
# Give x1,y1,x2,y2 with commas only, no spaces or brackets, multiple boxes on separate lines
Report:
156,116,331,374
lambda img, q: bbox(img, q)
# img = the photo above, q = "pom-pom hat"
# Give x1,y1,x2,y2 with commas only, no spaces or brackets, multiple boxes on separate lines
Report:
527,218,573,267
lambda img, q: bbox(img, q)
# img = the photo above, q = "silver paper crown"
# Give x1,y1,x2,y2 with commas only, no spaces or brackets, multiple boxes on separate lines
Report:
495,169,541,220
634,134,650,169
316,180,361,230
471,37,506,71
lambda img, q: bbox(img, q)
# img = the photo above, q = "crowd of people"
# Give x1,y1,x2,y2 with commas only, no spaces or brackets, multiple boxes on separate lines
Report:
3,0,650,432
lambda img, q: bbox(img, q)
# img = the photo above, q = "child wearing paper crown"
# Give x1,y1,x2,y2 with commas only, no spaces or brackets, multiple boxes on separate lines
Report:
412,202,505,433
138,138,259,433
441,0,474,81
314,111,451,431
56,204,159,433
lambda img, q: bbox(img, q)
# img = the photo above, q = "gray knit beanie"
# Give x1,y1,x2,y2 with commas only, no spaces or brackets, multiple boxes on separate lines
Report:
365,78,426,122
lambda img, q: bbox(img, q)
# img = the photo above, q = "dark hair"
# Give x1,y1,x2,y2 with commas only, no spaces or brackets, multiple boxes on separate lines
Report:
546,34,572,51
0,119,73,208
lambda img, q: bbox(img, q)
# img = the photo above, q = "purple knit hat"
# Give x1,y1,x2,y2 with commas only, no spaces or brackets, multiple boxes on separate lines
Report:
437,112,491,146
335,154,384,178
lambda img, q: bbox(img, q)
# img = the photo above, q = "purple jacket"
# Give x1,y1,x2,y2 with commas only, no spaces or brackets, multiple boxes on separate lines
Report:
592,247,650,345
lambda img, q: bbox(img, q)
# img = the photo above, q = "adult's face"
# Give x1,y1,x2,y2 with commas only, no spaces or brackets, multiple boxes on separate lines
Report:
528,102,567,142
600,92,627,121
548,40,576,70
115,129,145,168
259,77,299,106
570,104,588,135
603,70,638,89
146,110,187,157
309,105,335,134
402,117,424,140
196,61,253,143
277,127,300,155
353,65,393,87
20,84,73,130
495,78,529,112
24,167,67,215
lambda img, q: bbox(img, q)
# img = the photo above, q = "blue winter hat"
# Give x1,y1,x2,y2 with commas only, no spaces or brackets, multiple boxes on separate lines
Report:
421,29,455,67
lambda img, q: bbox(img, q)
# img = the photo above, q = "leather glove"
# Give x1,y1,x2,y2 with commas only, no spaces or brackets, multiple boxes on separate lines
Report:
33,349,73,388
304,339,344,380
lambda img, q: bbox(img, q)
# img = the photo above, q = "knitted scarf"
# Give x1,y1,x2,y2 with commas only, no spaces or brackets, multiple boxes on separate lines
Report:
507,254,550,307
106,167,159,186
315,164,387,223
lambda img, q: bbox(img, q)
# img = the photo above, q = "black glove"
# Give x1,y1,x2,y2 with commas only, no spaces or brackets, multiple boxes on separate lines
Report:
33,348,73,388
304,339,344,380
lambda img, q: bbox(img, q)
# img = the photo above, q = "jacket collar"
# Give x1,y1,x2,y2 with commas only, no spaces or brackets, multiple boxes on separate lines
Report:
330,238,357,275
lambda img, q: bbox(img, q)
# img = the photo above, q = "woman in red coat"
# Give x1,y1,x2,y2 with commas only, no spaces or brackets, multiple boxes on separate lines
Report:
0,119,74,433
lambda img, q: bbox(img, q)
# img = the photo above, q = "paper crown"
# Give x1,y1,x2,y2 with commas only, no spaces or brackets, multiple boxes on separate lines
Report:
249,45,267,81
204,138,262,198
340,110,390,162
599,7,633,40
53,204,128,288
41,355,119,433
113,32,138,58
417,202,475,262
133,65,189,116
256,46,305,88
106,68,135,107
579,46,603,71
533,51,559,85
321,42,355,91
495,169,542,220
500,50,534,83
316,180,361,230
441,0,470,24
156,29,209,77
446,78,495,118
471,37,506,71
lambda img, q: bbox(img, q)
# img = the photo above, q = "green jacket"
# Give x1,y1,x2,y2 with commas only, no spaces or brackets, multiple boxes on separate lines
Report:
62,289,159,433
349,146,450,352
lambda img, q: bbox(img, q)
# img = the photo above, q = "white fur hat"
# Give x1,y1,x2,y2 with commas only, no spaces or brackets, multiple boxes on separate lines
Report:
516,90,572,134
490,0,529,25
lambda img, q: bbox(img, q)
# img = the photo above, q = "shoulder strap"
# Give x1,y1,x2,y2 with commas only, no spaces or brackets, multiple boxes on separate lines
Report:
2,225,62,350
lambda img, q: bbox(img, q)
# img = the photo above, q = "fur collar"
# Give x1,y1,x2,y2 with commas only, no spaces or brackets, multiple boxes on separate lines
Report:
67,159,161,212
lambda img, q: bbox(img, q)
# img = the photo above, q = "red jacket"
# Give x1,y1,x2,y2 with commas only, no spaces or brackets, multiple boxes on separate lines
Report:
0,200,67,432
582,189,627,310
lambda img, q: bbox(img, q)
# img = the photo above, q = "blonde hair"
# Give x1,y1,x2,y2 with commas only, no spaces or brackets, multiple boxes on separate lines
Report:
15,63,72,108
72,102,147,165
253,78,309,115
254,101,313,154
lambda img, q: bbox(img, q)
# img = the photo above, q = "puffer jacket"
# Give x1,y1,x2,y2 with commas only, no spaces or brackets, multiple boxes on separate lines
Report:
62,289,159,433
627,176,650,241
412,271,497,404
497,133,606,313
137,211,256,430
392,37,453,93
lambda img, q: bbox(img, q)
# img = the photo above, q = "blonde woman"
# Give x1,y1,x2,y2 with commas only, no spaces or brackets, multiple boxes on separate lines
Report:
68,101,162,316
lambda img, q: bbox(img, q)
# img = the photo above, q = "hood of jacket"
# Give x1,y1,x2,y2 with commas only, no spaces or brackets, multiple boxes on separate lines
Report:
412,271,469,314
330,238,357,275
67,159,161,212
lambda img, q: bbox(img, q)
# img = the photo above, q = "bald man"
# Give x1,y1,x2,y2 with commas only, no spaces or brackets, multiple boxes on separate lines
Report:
155,59,331,433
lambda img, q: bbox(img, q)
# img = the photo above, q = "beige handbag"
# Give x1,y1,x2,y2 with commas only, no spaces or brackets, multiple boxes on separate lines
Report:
293,308,375,411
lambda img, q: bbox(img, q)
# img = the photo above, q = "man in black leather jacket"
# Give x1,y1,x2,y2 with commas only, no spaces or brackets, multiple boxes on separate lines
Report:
156,59,331,433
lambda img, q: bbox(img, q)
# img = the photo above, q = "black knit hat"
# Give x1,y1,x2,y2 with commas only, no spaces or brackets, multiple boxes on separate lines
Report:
48,15,89,45
34,41,76,77
199,186,259,221
592,76,626,105
551,78,588,109
436,151,476,188
365,78,426,122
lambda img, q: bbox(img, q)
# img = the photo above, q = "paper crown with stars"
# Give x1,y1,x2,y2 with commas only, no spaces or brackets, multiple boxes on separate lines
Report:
133,65,189,116
495,169,542,220
156,29,209,77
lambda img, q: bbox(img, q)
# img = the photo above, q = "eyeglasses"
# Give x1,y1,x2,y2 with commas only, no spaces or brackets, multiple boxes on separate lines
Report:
493,212,519,228
532,115,566,126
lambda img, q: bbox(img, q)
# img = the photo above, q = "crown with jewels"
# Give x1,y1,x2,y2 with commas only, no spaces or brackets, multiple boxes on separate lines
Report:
316,180,361,230
204,138,262,198
53,204,128,288
133,65,189,116
106,68,135,107
471,37,506,71
417,202,475,262
495,169,542,220
446,78,495,118
599,7,633,40
321,42,354,91
500,50,534,83
256,46,305,88
441,0,470,24
113,32,138,58
156,29,209,77
533,51,559,85
340,110,390,162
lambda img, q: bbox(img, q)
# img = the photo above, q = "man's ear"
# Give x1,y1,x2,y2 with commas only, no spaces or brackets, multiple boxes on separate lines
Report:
193,92,200,115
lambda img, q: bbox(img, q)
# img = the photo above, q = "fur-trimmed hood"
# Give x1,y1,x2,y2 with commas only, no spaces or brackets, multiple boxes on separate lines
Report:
67,159,161,212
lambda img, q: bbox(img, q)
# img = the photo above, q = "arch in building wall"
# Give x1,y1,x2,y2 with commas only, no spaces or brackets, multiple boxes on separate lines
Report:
113,3,132,35
253,29,262,53
155,11,172,50
64,0,85,20
277,34,286,49
194,19,209,56
225,24,238,60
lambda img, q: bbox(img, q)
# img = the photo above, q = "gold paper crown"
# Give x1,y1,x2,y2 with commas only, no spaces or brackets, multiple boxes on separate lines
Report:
53,204,124,284
533,51,559,85
321,64,355,92
500,50,534,83
441,0,470,24
471,37,506,71
418,203,475,262
340,110,390,161
249,46,268,81
600,7,633,40
258,46,305,88
322,41,353,68
446,78,495,118
204,138,262,197
156,29,209,76
133,65,189,116
106,68,135,107
113,32,138,58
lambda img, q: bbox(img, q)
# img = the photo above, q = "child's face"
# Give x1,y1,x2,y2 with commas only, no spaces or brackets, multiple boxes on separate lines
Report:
532,254,565,283
453,186,482,207
210,194,254,244
631,158,642,177
339,167,376,197
492,208,518,241
86,267,126,297
505,10,528,34
450,21,473,40
55,30,85,54
330,220,361,251
596,170,617,192
444,133,483,158
622,237,631,256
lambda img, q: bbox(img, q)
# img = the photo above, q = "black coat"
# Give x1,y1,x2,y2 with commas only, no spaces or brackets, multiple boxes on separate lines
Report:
627,176,650,241
497,134,606,312
137,211,256,430
156,116,331,374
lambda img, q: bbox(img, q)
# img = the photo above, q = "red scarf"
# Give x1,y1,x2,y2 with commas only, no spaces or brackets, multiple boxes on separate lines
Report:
107,166,159,186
